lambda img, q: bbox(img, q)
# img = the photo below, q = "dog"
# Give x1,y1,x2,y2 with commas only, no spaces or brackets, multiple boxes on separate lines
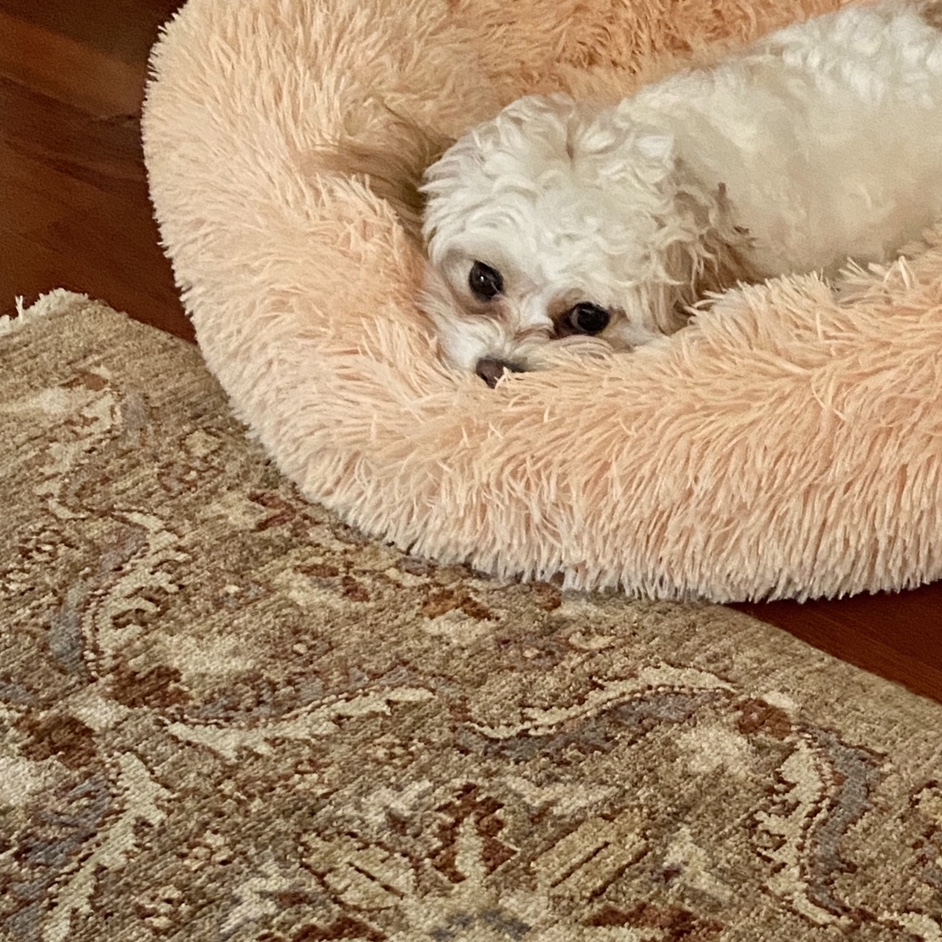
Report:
420,0,942,386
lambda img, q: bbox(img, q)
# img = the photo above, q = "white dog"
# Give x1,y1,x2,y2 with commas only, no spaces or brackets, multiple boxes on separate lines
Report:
421,1,942,385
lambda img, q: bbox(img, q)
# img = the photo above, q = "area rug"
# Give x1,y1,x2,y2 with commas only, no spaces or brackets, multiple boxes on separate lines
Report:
1,291,941,941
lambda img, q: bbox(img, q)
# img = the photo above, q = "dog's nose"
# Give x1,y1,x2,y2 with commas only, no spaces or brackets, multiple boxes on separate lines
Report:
475,357,523,388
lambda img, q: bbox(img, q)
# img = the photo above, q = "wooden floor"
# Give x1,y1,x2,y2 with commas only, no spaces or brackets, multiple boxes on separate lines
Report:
0,0,191,340
4,0,942,703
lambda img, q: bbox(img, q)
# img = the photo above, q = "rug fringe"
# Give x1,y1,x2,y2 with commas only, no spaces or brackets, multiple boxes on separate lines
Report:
1,289,91,336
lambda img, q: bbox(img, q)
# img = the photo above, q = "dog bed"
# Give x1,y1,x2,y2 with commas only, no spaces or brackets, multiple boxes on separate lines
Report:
143,0,942,602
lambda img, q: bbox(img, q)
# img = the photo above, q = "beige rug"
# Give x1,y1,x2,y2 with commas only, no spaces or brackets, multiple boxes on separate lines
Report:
1,290,941,941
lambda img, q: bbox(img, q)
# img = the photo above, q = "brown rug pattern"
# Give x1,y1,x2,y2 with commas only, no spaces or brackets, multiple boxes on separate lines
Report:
1,291,941,941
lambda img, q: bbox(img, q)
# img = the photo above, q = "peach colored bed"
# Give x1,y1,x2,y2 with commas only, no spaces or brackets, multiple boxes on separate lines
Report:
143,0,942,601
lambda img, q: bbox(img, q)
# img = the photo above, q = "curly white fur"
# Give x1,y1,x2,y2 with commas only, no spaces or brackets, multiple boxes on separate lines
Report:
421,0,942,382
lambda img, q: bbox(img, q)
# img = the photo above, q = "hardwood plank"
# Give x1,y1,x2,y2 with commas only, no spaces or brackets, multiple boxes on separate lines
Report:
1,77,147,199
0,0,182,66
0,9,145,117
0,74,190,338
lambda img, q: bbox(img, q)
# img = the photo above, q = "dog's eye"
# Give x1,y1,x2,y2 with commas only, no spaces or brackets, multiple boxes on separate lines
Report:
564,302,610,335
468,261,503,301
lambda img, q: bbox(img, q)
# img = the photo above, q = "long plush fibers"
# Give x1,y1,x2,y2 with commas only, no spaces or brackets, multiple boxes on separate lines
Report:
143,0,942,601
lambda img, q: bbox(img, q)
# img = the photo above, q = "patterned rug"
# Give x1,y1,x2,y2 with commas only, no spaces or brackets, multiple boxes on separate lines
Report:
1,291,941,942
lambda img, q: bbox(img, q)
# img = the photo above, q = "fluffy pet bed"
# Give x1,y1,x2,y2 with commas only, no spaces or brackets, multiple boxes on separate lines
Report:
143,0,942,602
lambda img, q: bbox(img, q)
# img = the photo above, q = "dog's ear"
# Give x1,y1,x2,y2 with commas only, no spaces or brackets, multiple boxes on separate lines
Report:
696,183,756,295
666,178,756,318
919,0,942,32
312,106,455,243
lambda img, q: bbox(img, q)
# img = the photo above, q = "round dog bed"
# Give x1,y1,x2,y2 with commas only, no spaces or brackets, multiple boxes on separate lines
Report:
143,0,942,602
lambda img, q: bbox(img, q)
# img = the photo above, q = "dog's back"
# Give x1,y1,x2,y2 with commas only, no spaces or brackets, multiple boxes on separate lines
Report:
619,1,942,277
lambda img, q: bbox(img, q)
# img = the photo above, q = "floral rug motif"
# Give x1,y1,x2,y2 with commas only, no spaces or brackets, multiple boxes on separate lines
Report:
1,292,940,941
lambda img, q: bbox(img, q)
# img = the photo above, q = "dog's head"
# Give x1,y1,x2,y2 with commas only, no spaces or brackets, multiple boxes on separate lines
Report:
421,94,738,385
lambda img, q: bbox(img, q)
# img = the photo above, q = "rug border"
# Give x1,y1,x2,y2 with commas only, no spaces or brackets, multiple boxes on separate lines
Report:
3,289,93,337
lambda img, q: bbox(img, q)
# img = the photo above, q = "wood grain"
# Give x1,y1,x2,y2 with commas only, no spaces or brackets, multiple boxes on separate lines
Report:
0,0,191,338
3,0,940,701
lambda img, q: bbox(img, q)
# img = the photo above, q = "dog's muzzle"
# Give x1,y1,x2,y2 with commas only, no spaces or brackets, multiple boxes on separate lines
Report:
475,357,525,388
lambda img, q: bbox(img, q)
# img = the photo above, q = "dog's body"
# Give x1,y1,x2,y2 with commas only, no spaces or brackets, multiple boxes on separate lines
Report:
421,1,942,384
